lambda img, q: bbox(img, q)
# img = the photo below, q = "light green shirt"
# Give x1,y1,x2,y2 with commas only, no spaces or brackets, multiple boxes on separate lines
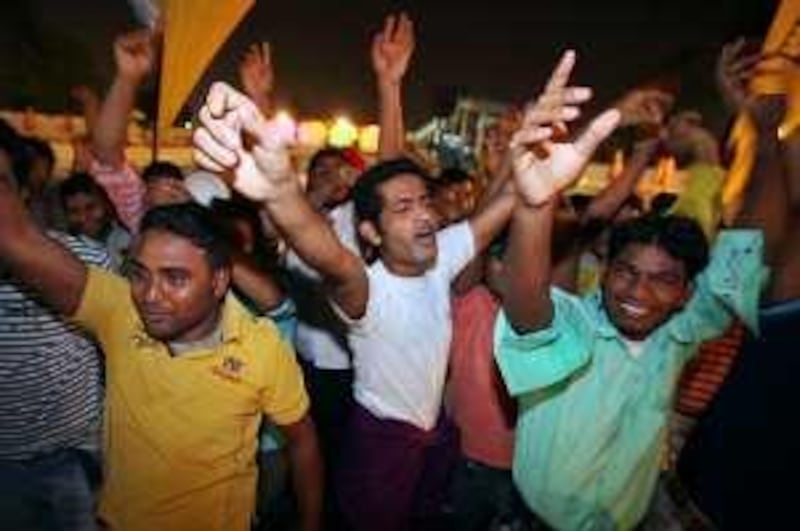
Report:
494,230,766,530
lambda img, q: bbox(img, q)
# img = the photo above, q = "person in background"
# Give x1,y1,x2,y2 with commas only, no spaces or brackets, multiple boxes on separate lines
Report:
0,125,112,531
60,172,131,270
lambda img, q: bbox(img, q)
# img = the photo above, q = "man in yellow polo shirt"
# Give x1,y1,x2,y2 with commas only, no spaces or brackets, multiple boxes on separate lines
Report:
0,162,322,531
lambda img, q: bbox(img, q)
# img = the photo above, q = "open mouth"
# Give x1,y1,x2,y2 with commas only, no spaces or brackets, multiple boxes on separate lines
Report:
619,301,649,319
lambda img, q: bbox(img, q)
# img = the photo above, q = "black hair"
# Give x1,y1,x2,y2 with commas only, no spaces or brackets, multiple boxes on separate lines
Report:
353,157,433,225
23,137,55,171
568,194,594,217
142,161,183,183
139,203,231,270
607,214,709,280
59,172,111,208
0,120,30,189
307,147,345,174
210,197,280,272
650,192,678,216
438,167,471,186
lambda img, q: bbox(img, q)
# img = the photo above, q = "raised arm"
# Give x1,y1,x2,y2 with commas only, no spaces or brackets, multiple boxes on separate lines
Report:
503,51,620,334
372,13,414,160
238,42,275,118
0,150,87,317
92,30,154,167
717,41,790,259
193,83,368,318
582,87,670,222
467,49,597,255
71,85,101,133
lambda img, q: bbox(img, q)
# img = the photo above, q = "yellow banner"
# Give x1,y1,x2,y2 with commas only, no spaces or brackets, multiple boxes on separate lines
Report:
157,0,254,129
723,0,800,209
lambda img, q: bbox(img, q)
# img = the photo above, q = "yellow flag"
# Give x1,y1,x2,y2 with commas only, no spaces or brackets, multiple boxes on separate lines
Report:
157,0,254,129
723,0,800,208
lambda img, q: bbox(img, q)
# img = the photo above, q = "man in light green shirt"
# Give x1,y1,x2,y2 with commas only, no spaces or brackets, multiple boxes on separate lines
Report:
494,52,778,530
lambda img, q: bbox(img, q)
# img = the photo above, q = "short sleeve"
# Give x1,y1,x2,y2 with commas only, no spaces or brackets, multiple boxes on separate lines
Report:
435,221,477,281
494,288,593,397
72,266,136,351
669,229,767,349
260,331,310,426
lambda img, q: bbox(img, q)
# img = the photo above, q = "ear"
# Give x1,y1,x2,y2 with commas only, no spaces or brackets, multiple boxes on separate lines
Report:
211,267,231,300
358,220,381,247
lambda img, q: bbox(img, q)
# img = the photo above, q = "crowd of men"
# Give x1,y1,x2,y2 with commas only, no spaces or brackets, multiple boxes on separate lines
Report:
1,11,798,531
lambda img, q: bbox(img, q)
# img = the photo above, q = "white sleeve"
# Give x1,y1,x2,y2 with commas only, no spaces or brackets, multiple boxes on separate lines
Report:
435,221,476,281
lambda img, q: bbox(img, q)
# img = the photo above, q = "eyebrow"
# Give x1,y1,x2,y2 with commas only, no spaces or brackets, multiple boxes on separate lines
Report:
615,259,684,278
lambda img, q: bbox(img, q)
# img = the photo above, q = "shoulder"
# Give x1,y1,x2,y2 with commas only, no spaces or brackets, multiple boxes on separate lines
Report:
47,231,113,269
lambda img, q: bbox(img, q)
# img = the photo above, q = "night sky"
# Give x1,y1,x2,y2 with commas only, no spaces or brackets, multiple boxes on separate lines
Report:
0,0,776,132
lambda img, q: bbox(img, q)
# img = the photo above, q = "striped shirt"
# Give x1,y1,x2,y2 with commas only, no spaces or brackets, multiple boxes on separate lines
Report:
0,232,111,460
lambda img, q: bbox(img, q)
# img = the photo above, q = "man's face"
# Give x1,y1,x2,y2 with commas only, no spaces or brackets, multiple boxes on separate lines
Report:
65,192,111,240
128,230,229,342
308,155,354,208
374,173,440,275
145,177,191,210
602,243,691,340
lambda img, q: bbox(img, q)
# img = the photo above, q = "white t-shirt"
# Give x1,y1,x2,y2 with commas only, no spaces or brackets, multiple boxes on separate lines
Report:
336,221,476,430
285,202,359,370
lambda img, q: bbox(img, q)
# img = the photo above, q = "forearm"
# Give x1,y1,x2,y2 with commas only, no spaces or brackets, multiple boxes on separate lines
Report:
263,182,360,286
504,201,555,333
0,175,86,315
287,423,323,531
378,80,405,159
231,254,284,313
92,75,140,166
81,98,100,133
468,183,515,253
781,130,800,213
583,141,654,221
733,131,789,263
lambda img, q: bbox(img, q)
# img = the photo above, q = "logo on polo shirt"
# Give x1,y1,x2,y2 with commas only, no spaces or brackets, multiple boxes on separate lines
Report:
212,356,246,382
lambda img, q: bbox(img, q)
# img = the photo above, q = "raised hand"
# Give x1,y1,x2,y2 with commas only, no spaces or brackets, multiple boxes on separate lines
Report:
193,82,293,202
114,30,154,81
371,13,415,84
239,43,274,101
716,38,762,114
615,87,674,129
511,50,620,207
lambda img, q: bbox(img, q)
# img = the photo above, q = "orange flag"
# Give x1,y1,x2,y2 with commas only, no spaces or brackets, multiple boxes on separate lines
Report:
157,0,254,129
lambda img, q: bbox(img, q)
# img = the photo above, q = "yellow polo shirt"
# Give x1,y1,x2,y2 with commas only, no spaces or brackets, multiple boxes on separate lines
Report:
74,266,309,531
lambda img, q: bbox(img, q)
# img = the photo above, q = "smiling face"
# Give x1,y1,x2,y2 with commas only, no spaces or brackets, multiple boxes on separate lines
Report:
367,173,440,276
128,229,229,342
602,243,691,340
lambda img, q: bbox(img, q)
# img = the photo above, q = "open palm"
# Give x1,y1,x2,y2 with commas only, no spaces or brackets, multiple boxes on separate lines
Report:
512,113,619,206
509,50,620,206
371,13,415,83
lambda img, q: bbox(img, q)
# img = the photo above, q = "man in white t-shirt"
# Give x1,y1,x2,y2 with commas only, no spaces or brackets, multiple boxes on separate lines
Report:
283,147,361,525
192,63,588,528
